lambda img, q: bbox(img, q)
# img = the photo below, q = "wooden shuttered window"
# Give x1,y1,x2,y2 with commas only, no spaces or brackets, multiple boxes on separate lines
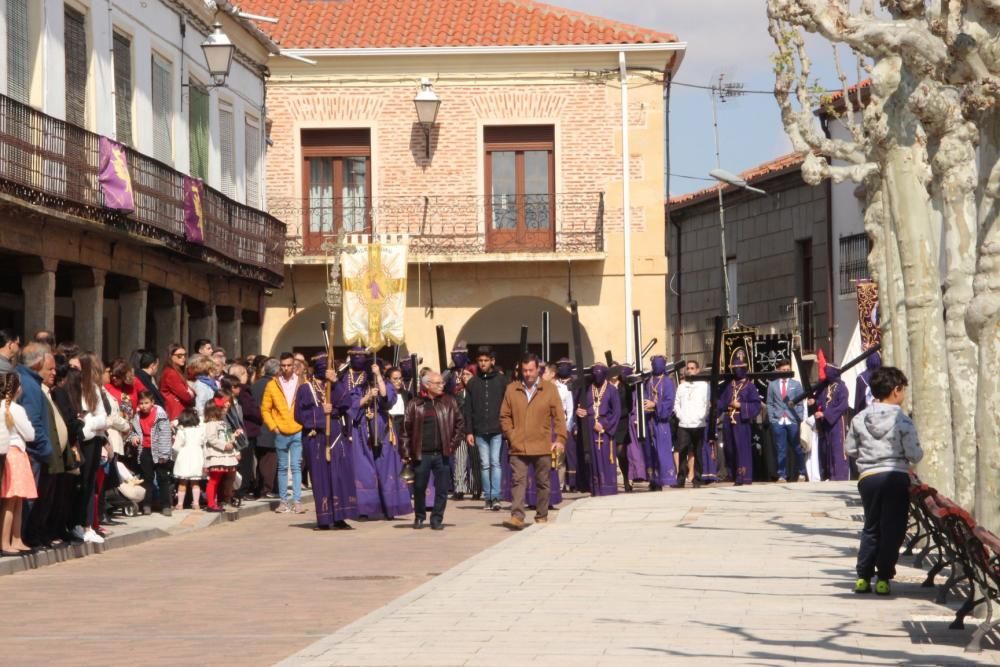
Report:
112,32,133,145
219,102,236,199
188,83,209,180
151,54,172,164
6,0,30,103
64,5,87,127
245,115,261,207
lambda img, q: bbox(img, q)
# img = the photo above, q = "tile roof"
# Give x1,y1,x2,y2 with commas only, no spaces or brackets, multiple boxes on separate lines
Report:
236,0,678,49
668,152,807,209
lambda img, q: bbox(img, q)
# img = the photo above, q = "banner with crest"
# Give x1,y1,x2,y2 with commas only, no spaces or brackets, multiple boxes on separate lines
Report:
856,279,881,349
341,236,408,351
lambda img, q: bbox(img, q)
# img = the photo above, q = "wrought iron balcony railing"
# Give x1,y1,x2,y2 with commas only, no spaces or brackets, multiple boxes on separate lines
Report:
0,93,284,285
273,193,605,259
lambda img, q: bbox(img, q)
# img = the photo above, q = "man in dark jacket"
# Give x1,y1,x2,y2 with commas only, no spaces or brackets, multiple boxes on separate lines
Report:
463,346,509,511
251,357,279,497
402,371,464,530
132,349,165,408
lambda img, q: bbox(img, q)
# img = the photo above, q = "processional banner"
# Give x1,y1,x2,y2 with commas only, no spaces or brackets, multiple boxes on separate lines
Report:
856,280,881,349
183,177,206,245
341,237,408,351
98,137,135,212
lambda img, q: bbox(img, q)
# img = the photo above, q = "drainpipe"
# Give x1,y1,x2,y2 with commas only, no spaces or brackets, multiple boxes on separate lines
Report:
619,51,634,364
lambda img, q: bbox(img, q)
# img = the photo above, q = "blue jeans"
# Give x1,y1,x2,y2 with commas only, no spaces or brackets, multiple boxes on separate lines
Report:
275,431,303,503
476,433,503,502
772,422,803,480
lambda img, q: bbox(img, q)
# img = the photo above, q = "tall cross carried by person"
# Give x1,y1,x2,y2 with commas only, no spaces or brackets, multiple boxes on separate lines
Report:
341,235,408,352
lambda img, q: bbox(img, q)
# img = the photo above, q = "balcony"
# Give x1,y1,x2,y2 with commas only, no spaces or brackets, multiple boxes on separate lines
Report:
0,93,284,286
274,193,606,264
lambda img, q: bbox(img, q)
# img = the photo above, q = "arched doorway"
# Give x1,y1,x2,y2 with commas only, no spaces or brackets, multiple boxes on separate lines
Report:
269,303,350,359
455,296,593,373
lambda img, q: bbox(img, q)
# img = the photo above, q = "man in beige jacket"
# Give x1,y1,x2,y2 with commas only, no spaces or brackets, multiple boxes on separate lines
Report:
499,354,567,530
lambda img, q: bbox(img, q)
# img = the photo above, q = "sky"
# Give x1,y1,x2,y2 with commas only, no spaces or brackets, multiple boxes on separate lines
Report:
555,0,843,198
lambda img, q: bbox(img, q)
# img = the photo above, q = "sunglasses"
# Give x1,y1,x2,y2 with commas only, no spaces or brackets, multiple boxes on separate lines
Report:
173,352,187,358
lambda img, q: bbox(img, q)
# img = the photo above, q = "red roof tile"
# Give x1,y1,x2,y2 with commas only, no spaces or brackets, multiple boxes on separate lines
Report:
236,0,678,49
668,152,807,209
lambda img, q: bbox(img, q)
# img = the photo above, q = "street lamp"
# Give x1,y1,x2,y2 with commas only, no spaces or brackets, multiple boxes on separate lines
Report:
413,78,441,159
201,22,236,86
710,169,768,326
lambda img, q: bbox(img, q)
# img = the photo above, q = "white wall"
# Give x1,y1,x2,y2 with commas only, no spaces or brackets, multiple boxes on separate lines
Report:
4,0,267,206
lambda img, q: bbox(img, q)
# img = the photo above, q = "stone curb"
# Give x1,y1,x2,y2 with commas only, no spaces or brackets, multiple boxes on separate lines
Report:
0,493,311,577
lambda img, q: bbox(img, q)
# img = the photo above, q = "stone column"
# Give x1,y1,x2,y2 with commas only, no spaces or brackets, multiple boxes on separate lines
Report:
189,302,217,350
152,292,183,356
20,258,58,339
72,268,106,356
242,317,262,357
118,279,148,358
216,306,241,360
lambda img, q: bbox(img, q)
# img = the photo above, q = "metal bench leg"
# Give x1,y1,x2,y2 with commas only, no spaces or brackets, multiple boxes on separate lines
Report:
914,542,934,568
966,598,997,653
924,559,946,589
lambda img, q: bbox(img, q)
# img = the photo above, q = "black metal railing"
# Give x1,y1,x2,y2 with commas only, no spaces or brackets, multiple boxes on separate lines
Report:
273,193,605,258
0,93,284,285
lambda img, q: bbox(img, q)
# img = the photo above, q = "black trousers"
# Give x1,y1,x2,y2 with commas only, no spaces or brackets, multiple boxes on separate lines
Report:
139,449,173,511
75,439,103,527
413,452,449,526
24,463,52,546
856,471,911,580
237,441,256,498
256,447,277,496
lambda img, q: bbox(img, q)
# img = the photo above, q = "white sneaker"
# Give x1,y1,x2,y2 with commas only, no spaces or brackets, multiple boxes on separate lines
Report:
83,528,105,544
71,525,86,541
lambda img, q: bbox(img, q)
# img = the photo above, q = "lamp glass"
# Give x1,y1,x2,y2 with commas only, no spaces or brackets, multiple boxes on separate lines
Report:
202,22,235,84
414,80,441,125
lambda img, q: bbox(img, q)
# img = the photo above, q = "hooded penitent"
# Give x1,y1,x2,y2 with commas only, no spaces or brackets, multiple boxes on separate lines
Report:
556,358,574,380
348,346,368,371
651,356,667,376
591,364,608,386
451,341,469,369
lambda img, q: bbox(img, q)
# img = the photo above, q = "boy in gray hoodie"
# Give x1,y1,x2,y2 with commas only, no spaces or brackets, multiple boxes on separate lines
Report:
846,366,923,595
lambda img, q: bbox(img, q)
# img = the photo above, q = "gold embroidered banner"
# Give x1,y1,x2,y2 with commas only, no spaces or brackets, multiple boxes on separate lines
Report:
856,279,881,349
341,239,407,351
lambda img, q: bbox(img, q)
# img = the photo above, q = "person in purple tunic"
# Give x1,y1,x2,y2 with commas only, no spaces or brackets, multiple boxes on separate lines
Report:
576,363,620,496
643,356,677,491
854,350,882,414
338,347,412,519
814,363,851,481
294,354,358,530
716,352,761,486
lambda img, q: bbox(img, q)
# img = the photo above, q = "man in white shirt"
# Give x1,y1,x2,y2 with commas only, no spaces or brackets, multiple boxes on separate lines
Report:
673,360,710,487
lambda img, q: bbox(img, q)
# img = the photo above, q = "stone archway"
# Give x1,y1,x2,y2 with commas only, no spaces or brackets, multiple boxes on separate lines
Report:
455,296,593,372
268,303,349,357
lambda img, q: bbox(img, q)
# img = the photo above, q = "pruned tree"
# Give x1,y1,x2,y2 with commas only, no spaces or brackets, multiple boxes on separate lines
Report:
767,0,998,529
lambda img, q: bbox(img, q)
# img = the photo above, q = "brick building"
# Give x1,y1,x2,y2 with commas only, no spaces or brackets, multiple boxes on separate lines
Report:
243,0,685,368
667,153,835,365
0,0,284,359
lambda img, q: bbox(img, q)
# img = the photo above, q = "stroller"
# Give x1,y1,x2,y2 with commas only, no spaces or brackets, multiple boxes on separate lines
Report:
103,459,146,518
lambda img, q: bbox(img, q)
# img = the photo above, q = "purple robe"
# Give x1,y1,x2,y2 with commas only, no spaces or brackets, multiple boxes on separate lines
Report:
294,381,359,526
339,371,413,518
717,379,761,485
582,381,620,496
817,380,850,481
643,374,676,486
626,393,647,481
561,381,581,489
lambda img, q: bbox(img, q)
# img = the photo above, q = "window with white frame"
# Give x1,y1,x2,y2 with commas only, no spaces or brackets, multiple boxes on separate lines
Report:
188,80,209,180
151,54,173,164
839,233,871,295
219,102,236,199
64,5,88,127
6,0,30,103
244,114,261,207
112,31,133,145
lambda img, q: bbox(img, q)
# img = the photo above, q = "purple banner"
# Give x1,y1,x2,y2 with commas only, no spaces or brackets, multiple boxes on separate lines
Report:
98,136,135,212
183,176,205,245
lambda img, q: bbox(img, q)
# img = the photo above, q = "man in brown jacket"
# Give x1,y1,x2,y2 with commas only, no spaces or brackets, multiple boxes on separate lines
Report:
401,371,464,530
499,354,567,530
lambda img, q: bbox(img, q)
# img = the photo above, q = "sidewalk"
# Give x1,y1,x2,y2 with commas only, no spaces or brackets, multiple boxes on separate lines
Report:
281,482,999,666
0,493,305,576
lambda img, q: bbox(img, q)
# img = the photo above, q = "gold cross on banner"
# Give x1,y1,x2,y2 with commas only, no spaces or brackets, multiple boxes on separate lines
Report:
342,243,406,351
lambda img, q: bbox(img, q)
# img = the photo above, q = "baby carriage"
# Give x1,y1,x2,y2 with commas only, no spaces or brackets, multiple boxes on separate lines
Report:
104,459,146,518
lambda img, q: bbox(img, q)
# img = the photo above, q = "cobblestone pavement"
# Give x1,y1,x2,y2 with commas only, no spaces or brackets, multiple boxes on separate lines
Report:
281,482,1000,666
0,494,561,666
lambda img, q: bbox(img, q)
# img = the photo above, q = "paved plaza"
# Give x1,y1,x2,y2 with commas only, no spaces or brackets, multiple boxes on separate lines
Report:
283,482,999,666
2,482,998,666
